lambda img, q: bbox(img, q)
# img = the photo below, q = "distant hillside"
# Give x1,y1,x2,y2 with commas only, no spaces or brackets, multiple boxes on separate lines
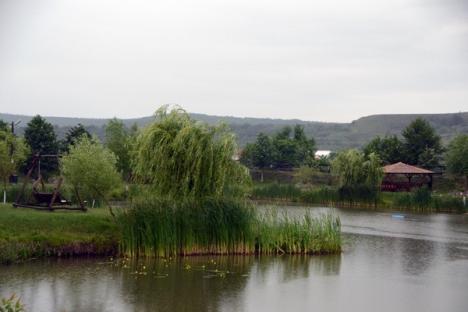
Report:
1,112,467,151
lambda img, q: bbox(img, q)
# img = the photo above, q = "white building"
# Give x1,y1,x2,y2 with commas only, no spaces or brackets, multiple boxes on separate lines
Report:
315,150,332,159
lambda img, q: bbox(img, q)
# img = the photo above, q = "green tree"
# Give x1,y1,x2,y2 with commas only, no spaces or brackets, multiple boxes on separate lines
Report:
105,118,131,179
252,133,274,169
331,149,383,201
0,120,8,132
402,118,443,169
363,135,404,165
23,115,59,177
446,134,468,192
271,125,316,169
60,123,91,153
133,106,250,199
293,125,316,165
239,143,255,168
0,130,28,203
61,136,121,212
240,133,274,182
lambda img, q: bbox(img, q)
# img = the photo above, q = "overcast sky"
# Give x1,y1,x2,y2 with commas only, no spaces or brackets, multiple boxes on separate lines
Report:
0,0,467,122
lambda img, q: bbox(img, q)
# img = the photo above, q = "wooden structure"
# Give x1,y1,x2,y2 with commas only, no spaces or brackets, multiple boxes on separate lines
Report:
13,154,86,211
381,162,436,192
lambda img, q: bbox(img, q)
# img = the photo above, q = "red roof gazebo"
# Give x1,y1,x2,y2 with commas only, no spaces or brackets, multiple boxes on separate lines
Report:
381,162,435,192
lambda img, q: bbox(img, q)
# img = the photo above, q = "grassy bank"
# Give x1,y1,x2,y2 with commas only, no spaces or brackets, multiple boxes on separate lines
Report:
118,197,341,257
1,198,341,264
0,204,118,264
251,183,467,213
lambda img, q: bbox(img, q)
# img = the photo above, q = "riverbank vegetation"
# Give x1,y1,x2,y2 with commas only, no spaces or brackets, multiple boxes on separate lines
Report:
251,182,466,212
121,106,340,257
244,118,467,211
118,196,340,257
3,105,468,264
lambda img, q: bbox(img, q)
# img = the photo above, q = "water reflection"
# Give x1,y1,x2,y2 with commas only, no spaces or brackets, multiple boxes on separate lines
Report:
0,255,342,312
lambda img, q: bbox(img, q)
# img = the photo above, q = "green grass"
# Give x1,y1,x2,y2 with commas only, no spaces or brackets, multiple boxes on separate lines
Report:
117,196,341,257
251,183,303,201
381,189,466,213
251,183,466,212
255,210,341,255
0,204,118,264
0,196,342,263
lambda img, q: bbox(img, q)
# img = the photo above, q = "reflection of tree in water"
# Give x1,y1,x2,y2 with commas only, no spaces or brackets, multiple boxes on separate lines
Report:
0,255,341,312
0,258,131,312
251,255,341,284
399,238,437,276
117,256,255,312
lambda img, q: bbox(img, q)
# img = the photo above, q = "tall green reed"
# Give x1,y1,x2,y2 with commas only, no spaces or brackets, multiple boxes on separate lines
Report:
117,196,341,257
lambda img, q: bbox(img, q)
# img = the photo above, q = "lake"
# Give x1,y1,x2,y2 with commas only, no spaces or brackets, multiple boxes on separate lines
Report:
1,206,468,312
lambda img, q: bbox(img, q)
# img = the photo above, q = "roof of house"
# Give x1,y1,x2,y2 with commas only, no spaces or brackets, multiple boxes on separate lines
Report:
383,162,434,175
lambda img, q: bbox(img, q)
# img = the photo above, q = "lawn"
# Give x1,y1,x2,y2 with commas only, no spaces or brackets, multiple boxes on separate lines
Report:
0,204,119,264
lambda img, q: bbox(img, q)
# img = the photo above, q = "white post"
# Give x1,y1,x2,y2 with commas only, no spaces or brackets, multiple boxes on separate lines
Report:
3,190,6,204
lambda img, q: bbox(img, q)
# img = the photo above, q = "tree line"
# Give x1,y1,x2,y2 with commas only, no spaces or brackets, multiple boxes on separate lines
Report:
240,125,317,170
1,114,467,198
239,117,468,191
0,115,136,179
0,115,138,205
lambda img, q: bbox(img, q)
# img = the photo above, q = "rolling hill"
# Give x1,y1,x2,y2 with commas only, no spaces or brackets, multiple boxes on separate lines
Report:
1,112,467,151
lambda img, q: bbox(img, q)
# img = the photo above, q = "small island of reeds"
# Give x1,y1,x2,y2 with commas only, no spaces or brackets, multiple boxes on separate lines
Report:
119,106,341,258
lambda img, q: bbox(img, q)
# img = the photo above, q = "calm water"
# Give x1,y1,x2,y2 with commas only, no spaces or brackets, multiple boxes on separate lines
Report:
1,206,468,312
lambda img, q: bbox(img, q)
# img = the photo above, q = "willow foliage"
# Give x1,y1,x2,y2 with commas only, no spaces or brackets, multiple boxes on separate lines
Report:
331,149,383,189
132,106,250,199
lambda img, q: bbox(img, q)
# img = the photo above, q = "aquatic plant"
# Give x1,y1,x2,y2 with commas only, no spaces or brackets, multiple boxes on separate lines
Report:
117,196,341,257
251,183,302,201
255,210,341,255
0,294,25,312
390,188,465,213
251,183,465,212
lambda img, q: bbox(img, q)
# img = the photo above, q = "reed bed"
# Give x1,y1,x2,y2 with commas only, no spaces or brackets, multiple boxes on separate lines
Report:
117,196,341,258
251,183,466,213
251,183,303,201
386,188,465,213
255,210,341,255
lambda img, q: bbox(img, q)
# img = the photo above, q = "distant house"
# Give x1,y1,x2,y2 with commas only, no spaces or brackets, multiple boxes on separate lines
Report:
381,162,436,192
315,150,331,159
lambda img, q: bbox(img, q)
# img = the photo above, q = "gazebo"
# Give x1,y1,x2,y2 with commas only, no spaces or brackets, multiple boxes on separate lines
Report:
381,162,435,192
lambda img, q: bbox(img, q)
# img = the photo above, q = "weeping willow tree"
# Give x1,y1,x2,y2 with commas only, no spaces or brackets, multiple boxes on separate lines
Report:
132,106,250,199
331,149,383,202
122,106,341,257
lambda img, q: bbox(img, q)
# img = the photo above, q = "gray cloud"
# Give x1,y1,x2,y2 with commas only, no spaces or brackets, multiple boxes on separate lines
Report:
0,0,467,122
